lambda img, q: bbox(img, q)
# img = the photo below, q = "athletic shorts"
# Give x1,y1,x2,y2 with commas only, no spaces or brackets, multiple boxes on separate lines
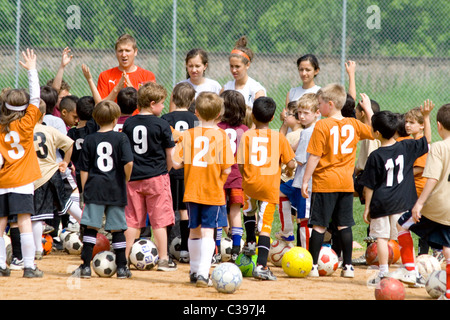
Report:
398,211,450,249
242,195,276,235
224,188,244,206
309,192,354,228
34,170,70,221
279,180,307,218
125,174,175,229
186,203,227,229
169,176,186,211
369,213,403,240
0,184,35,217
81,203,127,231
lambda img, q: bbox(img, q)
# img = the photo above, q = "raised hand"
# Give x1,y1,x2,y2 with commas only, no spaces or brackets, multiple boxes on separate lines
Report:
19,48,37,70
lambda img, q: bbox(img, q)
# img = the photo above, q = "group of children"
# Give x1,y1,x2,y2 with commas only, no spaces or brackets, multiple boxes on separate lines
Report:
0,44,449,300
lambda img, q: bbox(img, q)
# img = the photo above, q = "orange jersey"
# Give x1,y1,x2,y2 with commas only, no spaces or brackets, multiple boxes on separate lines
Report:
396,136,427,196
0,104,42,188
237,129,295,203
307,117,372,192
174,127,234,205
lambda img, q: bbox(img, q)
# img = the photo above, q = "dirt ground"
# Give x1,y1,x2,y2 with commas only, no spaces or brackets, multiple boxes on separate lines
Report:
0,248,434,302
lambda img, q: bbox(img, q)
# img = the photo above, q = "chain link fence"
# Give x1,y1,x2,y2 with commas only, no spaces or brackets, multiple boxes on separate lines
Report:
1,0,448,129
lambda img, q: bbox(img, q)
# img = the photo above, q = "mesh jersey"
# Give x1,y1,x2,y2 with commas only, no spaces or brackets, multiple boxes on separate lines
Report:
307,117,373,192
237,129,295,203
174,127,234,205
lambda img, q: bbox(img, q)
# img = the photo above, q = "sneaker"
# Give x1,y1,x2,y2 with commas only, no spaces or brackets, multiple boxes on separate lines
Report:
438,294,449,300
388,267,416,285
352,254,367,266
211,253,221,266
42,223,55,235
179,250,190,263
116,266,132,279
157,258,178,271
253,265,277,280
52,239,63,251
309,264,319,278
0,266,11,277
72,265,91,279
9,257,24,271
189,272,198,284
23,266,44,278
243,241,256,256
408,273,426,288
275,231,295,242
340,264,354,278
66,221,80,233
35,251,43,261
196,275,212,287
367,274,384,287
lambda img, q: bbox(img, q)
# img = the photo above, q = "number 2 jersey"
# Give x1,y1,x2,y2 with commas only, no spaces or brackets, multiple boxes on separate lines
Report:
78,130,133,206
307,117,373,193
359,136,428,218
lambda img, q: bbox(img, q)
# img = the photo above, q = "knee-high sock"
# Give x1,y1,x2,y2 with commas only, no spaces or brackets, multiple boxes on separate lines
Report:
256,235,271,267
197,237,215,278
309,230,325,265
398,230,415,271
10,227,22,260
20,232,35,269
338,227,353,266
180,220,189,251
298,220,310,250
32,221,43,254
112,231,126,268
0,237,6,269
188,238,201,274
446,259,450,299
279,197,294,234
81,228,97,267
243,215,256,243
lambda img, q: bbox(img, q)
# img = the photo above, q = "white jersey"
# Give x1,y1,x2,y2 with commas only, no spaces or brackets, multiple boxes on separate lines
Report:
288,85,321,102
223,76,266,108
179,78,222,98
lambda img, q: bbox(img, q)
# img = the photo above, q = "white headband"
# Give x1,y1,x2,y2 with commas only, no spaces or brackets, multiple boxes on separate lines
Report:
5,103,27,111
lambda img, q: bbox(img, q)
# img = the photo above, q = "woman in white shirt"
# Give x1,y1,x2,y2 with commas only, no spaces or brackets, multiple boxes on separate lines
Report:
169,48,222,112
221,36,266,108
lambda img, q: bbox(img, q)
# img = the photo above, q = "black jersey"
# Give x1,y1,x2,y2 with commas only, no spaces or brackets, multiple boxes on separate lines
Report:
78,130,133,206
122,114,175,181
67,126,89,169
359,136,428,218
161,110,198,179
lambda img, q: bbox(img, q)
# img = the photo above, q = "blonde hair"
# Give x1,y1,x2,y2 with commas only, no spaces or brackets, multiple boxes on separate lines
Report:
195,92,223,121
137,82,167,109
92,100,121,126
405,107,424,125
115,34,137,51
316,83,346,110
298,93,319,112
243,105,253,129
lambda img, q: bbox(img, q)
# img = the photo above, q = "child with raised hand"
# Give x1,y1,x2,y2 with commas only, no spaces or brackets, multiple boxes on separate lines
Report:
221,36,266,108
169,48,222,112
301,85,374,278
162,81,198,263
237,97,296,280
217,90,249,262
172,92,234,287
359,101,432,286
122,82,177,272
0,48,43,278
74,100,134,279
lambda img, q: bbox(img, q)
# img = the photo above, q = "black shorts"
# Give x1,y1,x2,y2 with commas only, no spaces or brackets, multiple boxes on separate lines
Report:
0,193,34,218
309,192,355,228
398,211,450,250
170,176,186,211
34,170,71,220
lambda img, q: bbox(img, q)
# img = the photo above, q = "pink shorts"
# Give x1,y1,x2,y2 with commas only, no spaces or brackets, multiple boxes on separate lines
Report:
125,174,175,229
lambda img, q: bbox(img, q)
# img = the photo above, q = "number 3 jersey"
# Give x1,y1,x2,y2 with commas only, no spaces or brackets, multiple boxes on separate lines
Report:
359,136,428,218
78,130,133,206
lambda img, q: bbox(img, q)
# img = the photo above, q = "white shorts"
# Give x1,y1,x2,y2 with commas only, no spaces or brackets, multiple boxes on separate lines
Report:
369,212,403,240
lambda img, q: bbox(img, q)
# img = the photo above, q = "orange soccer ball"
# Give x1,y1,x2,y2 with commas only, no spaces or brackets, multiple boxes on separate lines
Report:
388,240,401,264
365,242,394,266
42,234,53,255
92,233,111,258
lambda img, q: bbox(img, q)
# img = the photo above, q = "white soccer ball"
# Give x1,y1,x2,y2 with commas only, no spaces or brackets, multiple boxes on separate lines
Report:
317,246,339,276
63,232,83,255
169,236,181,261
92,251,117,277
425,270,447,299
220,238,233,262
129,239,159,270
211,262,243,294
268,240,294,267
416,254,441,280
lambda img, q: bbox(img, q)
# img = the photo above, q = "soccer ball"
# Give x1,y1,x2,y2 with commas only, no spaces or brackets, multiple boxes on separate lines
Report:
220,238,244,262
92,233,111,258
281,246,313,278
317,246,339,276
268,240,294,267
425,270,447,299
365,242,393,266
416,254,441,280
129,239,159,270
235,253,258,277
41,234,53,255
63,232,83,255
3,233,12,265
169,236,182,261
92,251,117,277
211,262,243,294
374,277,406,300
388,240,401,264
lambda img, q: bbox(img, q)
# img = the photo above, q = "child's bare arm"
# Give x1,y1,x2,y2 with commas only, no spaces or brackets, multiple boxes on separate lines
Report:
363,186,373,224
124,162,133,182
358,93,373,125
301,154,320,198
420,99,434,144
59,145,73,173
80,170,88,193
165,147,174,172
81,64,102,104
412,177,438,223
345,60,356,100
52,47,73,93
20,49,40,106
171,147,184,170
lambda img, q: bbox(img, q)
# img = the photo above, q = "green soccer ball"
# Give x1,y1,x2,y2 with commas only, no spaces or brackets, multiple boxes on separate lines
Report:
235,253,258,277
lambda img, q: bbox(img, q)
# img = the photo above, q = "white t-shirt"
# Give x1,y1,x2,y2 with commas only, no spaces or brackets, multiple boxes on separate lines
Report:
223,76,266,108
288,85,321,102
180,78,222,98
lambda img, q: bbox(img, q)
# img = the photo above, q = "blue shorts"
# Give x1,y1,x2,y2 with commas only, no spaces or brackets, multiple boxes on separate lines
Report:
186,203,228,229
398,211,450,250
279,180,308,219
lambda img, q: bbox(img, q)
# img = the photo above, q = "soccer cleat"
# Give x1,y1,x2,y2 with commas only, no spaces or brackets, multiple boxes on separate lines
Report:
367,274,384,287
243,241,256,256
189,272,198,284
408,273,426,288
72,265,91,279
340,264,354,278
23,266,44,278
157,258,178,272
116,266,132,279
387,267,416,285
9,257,24,271
253,265,277,280
309,264,319,277
0,266,11,277
352,254,367,266
275,231,295,242
196,275,212,287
